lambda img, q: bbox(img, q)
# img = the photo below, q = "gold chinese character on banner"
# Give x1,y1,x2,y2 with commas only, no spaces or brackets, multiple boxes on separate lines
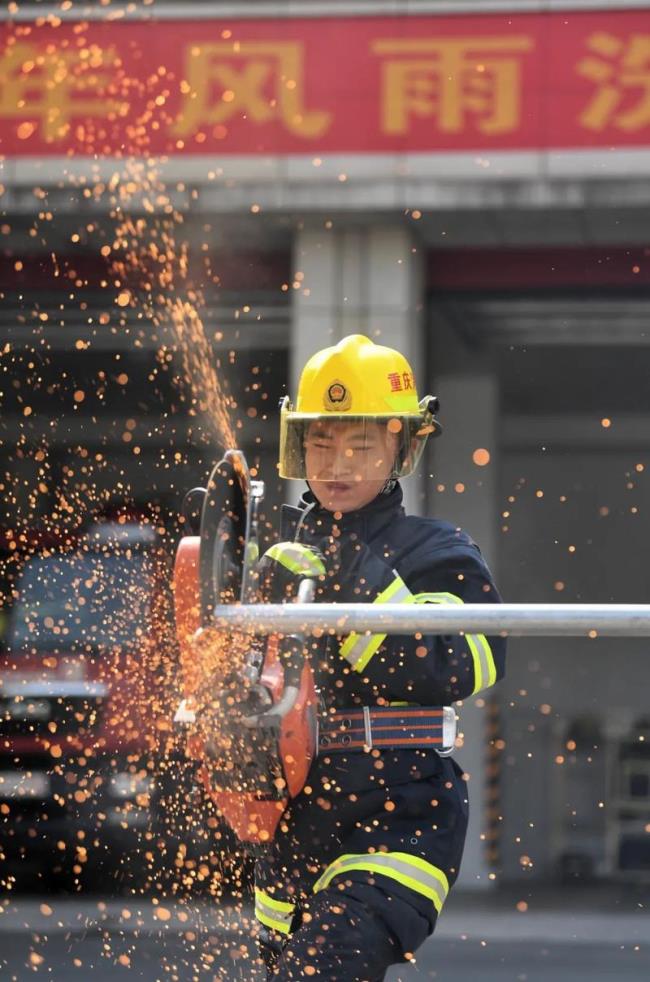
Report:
372,36,533,136
173,41,330,139
578,32,650,131
0,41,126,142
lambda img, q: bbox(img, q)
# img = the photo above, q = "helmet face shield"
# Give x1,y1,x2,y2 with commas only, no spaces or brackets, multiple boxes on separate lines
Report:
278,336,441,489
278,398,435,482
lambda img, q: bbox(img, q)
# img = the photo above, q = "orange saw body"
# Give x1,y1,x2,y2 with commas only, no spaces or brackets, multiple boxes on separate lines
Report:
173,453,317,845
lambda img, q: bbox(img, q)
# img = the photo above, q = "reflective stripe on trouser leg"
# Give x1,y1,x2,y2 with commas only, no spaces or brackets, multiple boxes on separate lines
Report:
254,886,296,935
313,851,450,914
339,573,413,673
265,542,325,578
413,592,497,694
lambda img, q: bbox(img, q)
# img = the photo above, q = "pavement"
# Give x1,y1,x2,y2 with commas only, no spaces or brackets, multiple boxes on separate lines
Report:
436,882,650,944
1,882,648,981
1,881,648,941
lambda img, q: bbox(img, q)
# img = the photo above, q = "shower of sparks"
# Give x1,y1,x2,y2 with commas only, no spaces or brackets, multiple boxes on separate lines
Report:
107,162,238,452
0,8,261,976
3,5,649,981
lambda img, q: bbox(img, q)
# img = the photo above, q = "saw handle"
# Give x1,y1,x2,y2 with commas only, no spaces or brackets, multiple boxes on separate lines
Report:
242,578,315,725
279,578,315,689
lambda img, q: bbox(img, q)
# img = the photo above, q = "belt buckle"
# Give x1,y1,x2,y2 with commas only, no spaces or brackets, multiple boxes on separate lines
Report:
438,706,457,757
363,707,372,750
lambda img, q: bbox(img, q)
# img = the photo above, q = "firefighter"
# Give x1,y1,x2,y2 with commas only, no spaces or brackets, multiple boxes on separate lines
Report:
254,334,505,980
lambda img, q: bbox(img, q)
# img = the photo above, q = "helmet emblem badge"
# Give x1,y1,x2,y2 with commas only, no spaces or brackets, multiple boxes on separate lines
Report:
324,380,351,411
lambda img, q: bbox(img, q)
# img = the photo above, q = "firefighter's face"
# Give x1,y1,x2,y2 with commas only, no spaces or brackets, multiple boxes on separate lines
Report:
304,420,399,513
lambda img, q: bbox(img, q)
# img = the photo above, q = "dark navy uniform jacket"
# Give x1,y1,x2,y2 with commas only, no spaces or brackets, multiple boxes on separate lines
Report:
255,483,506,956
282,483,505,712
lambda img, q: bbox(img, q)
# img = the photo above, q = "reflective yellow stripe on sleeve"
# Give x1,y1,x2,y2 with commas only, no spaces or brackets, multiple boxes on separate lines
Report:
339,573,413,673
265,542,326,578
254,887,296,935
413,592,497,694
338,579,497,692
313,851,450,914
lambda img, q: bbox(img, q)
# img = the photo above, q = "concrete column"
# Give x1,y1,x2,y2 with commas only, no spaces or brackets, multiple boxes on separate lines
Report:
291,222,425,513
432,371,500,889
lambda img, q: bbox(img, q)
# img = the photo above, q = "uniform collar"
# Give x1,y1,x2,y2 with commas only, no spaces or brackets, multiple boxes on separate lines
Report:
281,483,405,542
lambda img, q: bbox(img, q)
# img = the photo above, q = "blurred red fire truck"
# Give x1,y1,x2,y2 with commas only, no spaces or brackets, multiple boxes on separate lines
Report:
0,514,223,892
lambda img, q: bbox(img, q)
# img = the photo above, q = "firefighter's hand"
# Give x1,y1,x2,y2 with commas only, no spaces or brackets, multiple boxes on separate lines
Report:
256,541,326,603
317,533,387,602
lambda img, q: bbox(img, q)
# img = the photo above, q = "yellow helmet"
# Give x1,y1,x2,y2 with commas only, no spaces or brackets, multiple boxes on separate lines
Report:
278,334,441,481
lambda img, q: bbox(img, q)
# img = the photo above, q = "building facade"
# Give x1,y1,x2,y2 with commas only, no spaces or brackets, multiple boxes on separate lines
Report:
2,0,650,885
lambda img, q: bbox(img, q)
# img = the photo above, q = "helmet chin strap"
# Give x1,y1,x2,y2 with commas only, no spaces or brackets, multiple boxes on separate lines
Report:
294,493,318,540
381,454,402,495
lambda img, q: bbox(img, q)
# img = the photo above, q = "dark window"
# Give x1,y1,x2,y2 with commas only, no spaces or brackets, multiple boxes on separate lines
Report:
9,552,151,653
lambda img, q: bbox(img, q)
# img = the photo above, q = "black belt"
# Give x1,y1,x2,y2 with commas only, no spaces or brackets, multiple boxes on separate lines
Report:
318,705,455,755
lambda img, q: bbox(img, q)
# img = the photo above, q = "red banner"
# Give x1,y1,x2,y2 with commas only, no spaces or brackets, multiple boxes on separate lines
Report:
0,10,649,157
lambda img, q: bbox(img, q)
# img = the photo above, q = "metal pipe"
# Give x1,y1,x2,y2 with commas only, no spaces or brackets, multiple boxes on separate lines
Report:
212,603,650,637
7,1,646,22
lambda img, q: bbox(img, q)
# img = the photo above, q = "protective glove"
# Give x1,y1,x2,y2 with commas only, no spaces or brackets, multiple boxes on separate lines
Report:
256,541,326,603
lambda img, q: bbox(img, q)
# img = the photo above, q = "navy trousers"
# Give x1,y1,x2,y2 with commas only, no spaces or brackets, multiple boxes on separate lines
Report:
257,754,469,980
